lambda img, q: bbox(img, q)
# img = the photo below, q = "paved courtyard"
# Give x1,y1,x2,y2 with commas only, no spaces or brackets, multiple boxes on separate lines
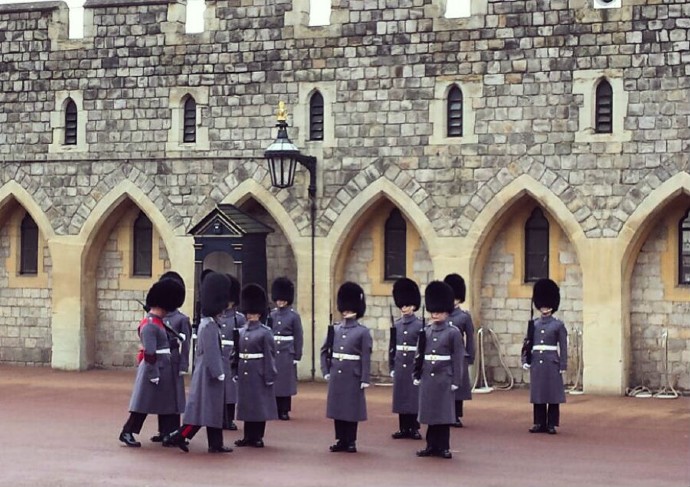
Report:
0,365,687,487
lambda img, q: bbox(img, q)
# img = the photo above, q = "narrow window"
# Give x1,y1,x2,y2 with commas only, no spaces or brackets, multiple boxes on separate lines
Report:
309,0,331,26
20,213,39,275
678,209,690,285
133,212,153,277
447,85,463,137
525,208,549,282
445,0,471,18
183,96,197,143
595,79,613,134
64,98,78,145
309,91,324,141
384,208,407,280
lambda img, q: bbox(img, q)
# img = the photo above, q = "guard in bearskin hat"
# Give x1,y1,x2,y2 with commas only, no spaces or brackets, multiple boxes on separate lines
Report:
217,274,247,431
119,278,185,448
163,272,233,453
269,277,304,420
415,281,465,459
389,278,424,440
443,273,475,427
320,282,372,453
521,278,568,434
148,271,193,445
234,284,279,448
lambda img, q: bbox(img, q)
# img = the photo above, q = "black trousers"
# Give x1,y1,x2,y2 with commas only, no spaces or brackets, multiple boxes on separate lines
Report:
398,414,420,431
276,396,292,414
455,400,464,419
123,412,177,436
244,421,267,441
425,424,450,452
223,403,236,428
533,403,560,427
334,420,358,445
179,424,224,449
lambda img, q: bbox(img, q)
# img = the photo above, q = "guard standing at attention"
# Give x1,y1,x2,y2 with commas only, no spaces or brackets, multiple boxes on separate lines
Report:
234,284,279,448
270,277,304,420
415,281,465,459
443,273,475,428
521,278,567,435
389,277,423,440
320,282,372,453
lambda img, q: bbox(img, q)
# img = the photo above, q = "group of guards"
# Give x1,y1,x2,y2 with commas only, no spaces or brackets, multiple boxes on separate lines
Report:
119,270,568,459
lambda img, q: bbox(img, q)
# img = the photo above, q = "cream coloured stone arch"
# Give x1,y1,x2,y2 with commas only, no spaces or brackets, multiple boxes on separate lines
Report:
0,180,56,241
222,178,302,252
326,177,440,277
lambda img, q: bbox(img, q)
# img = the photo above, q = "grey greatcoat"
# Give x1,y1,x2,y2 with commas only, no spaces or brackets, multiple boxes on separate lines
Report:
129,313,178,415
417,320,465,425
183,316,225,428
218,308,247,405
164,309,192,414
390,314,424,414
320,318,373,422
526,315,568,404
270,306,304,397
235,321,279,422
448,307,475,401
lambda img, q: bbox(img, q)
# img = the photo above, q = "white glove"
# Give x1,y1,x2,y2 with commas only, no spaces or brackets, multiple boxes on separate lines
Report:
451,385,459,391
390,370,395,378
293,360,299,365
413,379,420,386
324,374,331,381
360,382,370,389
179,371,187,376
265,381,274,387
218,374,225,381
178,333,186,342
560,370,566,374
150,377,160,385
522,363,531,370
232,376,239,383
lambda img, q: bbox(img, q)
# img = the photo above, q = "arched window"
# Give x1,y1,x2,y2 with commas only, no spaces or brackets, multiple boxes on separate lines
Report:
525,208,549,282
384,208,407,280
133,212,153,277
64,98,78,145
595,79,613,134
183,96,197,143
678,209,690,285
309,91,324,141
447,85,463,137
20,213,39,275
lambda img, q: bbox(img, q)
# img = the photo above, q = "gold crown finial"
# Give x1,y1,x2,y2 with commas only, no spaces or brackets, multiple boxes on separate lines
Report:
276,101,288,122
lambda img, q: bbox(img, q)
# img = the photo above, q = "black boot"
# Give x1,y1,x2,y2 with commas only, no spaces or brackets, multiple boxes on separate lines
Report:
329,441,347,452
416,446,434,457
529,424,547,433
119,432,141,448
162,431,189,452
208,445,233,453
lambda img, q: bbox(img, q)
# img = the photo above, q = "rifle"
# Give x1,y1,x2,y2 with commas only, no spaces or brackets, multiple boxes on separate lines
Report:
413,307,426,381
326,312,335,371
521,306,535,366
136,299,184,341
232,312,241,373
388,305,397,371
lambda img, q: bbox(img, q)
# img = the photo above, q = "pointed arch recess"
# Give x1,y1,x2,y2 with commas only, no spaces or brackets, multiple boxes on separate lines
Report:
0,180,56,240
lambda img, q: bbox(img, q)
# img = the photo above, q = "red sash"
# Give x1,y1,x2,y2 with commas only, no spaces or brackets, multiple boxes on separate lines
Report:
136,315,166,365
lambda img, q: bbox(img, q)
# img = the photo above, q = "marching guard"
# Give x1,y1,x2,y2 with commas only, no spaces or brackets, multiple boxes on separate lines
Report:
164,272,233,453
414,281,465,459
234,284,279,448
119,278,185,448
269,277,304,420
521,278,568,435
321,282,372,453
443,274,475,427
218,274,246,431
389,278,423,440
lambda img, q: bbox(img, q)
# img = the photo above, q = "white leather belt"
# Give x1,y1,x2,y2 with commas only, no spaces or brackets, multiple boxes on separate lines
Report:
221,340,234,346
274,336,294,342
532,345,558,351
240,353,264,359
425,354,451,361
332,353,360,361
396,345,416,352
156,348,171,354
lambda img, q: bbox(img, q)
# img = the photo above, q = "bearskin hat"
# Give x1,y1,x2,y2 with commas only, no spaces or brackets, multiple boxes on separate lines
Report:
337,281,366,319
241,284,268,315
532,278,560,313
146,278,184,313
200,268,215,283
424,280,455,314
200,272,231,317
392,278,421,310
159,271,185,308
443,273,466,303
271,277,295,305
226,274,241,305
